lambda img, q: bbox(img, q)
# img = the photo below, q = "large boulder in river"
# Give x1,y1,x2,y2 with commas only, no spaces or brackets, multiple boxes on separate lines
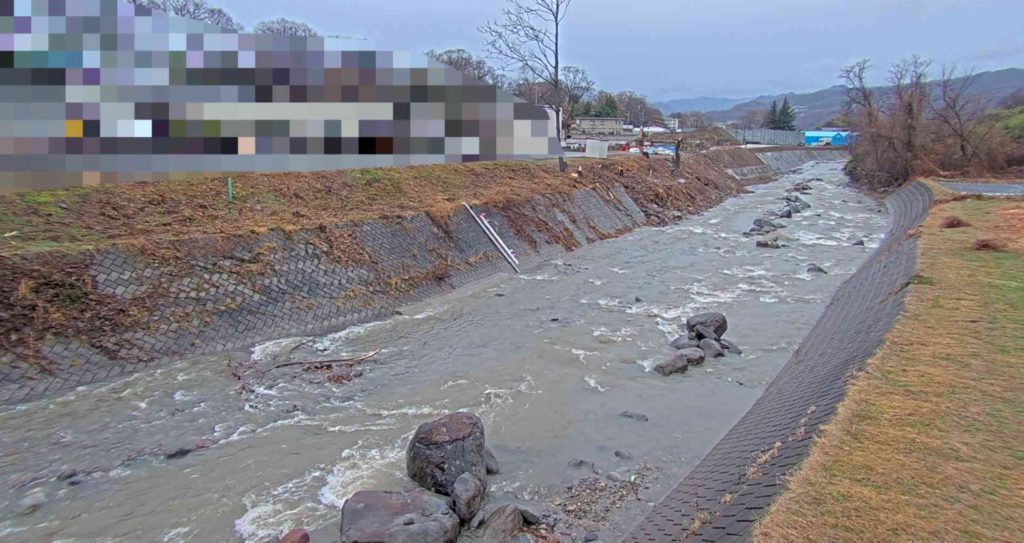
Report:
653,348,704,376
784,194,811,210
407,412,487,497
480,504,524,543
452,472,486,523
686,312,728,340
279,529,310,543
752,218,777,232
340,489,460,543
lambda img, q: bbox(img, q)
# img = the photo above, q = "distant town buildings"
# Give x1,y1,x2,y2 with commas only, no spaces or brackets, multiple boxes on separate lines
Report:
575,117,626,136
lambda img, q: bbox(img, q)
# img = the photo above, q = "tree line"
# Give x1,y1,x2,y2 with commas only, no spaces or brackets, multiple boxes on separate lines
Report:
127,0,319,36
841,57,1024,190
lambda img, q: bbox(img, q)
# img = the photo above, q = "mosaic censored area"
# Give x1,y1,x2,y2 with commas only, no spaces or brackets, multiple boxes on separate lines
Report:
0,0,561,192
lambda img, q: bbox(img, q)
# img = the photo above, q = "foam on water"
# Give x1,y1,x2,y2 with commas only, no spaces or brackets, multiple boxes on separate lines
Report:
584,374,608,392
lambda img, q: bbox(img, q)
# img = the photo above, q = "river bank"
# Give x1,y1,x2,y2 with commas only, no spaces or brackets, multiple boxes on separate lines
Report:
753,185,1024,542
0,160,885,542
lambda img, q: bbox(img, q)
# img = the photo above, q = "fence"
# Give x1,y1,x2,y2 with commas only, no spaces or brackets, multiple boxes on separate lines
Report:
726,128,804,146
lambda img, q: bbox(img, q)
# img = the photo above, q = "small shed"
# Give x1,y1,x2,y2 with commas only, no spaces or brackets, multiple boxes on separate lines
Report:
803,131,850,146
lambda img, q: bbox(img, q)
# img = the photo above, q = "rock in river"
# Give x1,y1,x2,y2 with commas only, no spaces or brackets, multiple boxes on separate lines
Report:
480,504,524,543
669,335,699,350
752,217,777,232
484,446,501,475
654,348,704,376
806,263,828,274
407,412,487,497
452,472,486,523
756,239,782,249
619,411,648,422
719,338,743,355
699,338,725,359
686,312,728,339
279,528,310,543
340,489,459,543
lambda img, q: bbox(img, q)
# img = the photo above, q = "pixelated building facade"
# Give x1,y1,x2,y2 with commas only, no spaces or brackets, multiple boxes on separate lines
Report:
0,0,562,192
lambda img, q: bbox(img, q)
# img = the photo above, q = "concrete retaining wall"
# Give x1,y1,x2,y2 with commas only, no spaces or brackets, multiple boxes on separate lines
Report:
755,149,850,172
721,148,850,180
0,186,645,405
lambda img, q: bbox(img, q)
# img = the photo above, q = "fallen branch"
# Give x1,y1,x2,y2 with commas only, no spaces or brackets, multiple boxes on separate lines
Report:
270,349,381,370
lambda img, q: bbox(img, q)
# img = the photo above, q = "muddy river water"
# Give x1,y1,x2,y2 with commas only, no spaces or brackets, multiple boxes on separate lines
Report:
0,162,888,543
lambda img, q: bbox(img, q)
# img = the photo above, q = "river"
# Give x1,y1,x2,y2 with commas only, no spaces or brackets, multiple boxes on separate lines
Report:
0,161,887,543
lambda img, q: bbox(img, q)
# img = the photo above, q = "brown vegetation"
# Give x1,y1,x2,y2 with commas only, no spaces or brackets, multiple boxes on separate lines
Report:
841,58,1024,191
940,215,970,228
754,196,1024,542
972,238,1007,251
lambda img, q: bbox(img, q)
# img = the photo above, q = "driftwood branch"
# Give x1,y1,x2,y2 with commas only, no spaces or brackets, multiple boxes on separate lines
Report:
270,349,381,370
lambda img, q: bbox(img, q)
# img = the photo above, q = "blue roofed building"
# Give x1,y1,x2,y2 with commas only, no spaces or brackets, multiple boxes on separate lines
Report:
803,131,851,146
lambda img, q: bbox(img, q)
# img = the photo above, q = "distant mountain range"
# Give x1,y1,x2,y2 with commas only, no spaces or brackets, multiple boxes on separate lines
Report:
659,68,1024,130
653,96,751,113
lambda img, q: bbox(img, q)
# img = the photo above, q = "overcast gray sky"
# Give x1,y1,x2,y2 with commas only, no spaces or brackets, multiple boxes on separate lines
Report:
216,0,1024,100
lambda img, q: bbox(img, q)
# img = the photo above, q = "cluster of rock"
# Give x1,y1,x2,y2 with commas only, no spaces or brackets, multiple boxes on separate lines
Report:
745,179,814,249
336,412,543,543
654,312,741,376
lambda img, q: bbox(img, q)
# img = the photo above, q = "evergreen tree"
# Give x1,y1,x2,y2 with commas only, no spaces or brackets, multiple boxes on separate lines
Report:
764,100,779,128
593,93,619,117
777,97,797,130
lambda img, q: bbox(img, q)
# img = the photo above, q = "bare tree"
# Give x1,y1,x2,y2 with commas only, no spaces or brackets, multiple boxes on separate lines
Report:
253,18,319,37
929,65,994,165
676,111,710,130
560,66,595,130
128,0,243,30
480,0,573,139
615,91,662,127
732,109,765,129
840,56,932,190
887,55,931,167
839,59,877,126
426,49,505,87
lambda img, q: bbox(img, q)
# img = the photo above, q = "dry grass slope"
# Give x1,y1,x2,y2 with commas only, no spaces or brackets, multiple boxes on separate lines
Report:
754,191,1024,542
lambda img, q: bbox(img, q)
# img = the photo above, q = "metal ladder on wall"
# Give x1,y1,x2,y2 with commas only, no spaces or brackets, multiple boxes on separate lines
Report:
463,203,521,274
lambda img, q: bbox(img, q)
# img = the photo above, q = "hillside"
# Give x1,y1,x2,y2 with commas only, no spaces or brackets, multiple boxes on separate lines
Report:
653,96,751,114
703,67,1024,129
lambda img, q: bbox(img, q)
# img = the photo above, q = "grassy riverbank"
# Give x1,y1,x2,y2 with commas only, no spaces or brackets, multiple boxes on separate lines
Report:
0,155,739,257
754,185,1024,541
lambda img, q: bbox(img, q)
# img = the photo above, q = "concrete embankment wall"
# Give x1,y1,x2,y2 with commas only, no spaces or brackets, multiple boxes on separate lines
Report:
0,149,846,405
709,147,849,180
0,186,647,404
